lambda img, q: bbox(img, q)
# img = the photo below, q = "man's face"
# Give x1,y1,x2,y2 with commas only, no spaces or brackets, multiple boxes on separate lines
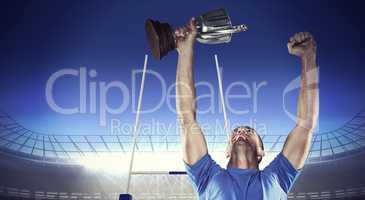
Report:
228,126,265,162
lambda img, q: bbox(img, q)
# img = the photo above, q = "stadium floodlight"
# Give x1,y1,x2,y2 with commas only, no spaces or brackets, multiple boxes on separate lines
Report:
77,154,129,175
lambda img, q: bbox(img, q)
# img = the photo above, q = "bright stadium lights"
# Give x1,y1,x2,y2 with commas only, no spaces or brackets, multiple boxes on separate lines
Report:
76,151,277,174
77,153,129,174
77,152,187,174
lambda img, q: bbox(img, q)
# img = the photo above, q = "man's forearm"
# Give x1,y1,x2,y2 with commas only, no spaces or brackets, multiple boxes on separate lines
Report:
176,50,196,125
297,53,319,130
176,48,208,165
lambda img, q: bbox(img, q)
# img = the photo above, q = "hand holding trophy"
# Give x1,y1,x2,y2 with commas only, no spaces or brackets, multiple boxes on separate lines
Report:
145,8,248,60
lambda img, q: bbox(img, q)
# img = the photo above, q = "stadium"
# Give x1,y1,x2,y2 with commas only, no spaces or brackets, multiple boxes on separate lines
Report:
1,1,365,200
1,108,365,199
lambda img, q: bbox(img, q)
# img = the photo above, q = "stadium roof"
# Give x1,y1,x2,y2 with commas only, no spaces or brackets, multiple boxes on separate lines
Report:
0,109,364,164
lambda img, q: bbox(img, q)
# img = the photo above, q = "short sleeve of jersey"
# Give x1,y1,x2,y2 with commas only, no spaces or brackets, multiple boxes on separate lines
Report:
262,152,301,193
185,153,222,194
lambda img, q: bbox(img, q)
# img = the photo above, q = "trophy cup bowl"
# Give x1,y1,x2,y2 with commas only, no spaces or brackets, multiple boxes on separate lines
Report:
145,8,248,60
145,19,176,60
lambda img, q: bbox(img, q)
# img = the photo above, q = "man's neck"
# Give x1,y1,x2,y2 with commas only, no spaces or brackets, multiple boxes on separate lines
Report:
227,153,259,169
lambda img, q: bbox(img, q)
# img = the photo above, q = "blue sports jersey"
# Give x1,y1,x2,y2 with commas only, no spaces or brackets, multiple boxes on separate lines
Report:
185,153,300,200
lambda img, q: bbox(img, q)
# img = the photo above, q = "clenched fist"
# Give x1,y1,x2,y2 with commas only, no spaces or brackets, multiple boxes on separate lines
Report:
175,18,197,55
287,32,316,58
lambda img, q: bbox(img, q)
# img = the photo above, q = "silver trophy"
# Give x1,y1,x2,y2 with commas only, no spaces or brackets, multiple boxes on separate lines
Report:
145,8,248,60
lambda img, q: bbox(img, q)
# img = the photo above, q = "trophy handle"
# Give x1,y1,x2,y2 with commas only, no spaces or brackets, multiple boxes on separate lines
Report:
213,24,248,34
198,24,248,36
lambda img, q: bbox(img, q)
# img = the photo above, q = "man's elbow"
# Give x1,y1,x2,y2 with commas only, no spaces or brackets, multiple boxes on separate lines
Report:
177,112,196,126
297,116,318,132
295,122,316,135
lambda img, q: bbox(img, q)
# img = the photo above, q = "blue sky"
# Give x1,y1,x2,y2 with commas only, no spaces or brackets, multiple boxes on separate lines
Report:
0,0,364,135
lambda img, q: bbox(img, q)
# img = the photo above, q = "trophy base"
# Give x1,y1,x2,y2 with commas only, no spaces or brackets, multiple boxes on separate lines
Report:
145,19,176,60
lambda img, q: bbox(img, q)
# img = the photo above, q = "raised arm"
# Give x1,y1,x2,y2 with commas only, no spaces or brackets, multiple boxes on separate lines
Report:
175,18,208,165
282,32,319,169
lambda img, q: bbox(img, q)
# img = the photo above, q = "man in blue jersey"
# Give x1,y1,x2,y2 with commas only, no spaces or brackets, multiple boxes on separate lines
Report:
175,18,319,200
